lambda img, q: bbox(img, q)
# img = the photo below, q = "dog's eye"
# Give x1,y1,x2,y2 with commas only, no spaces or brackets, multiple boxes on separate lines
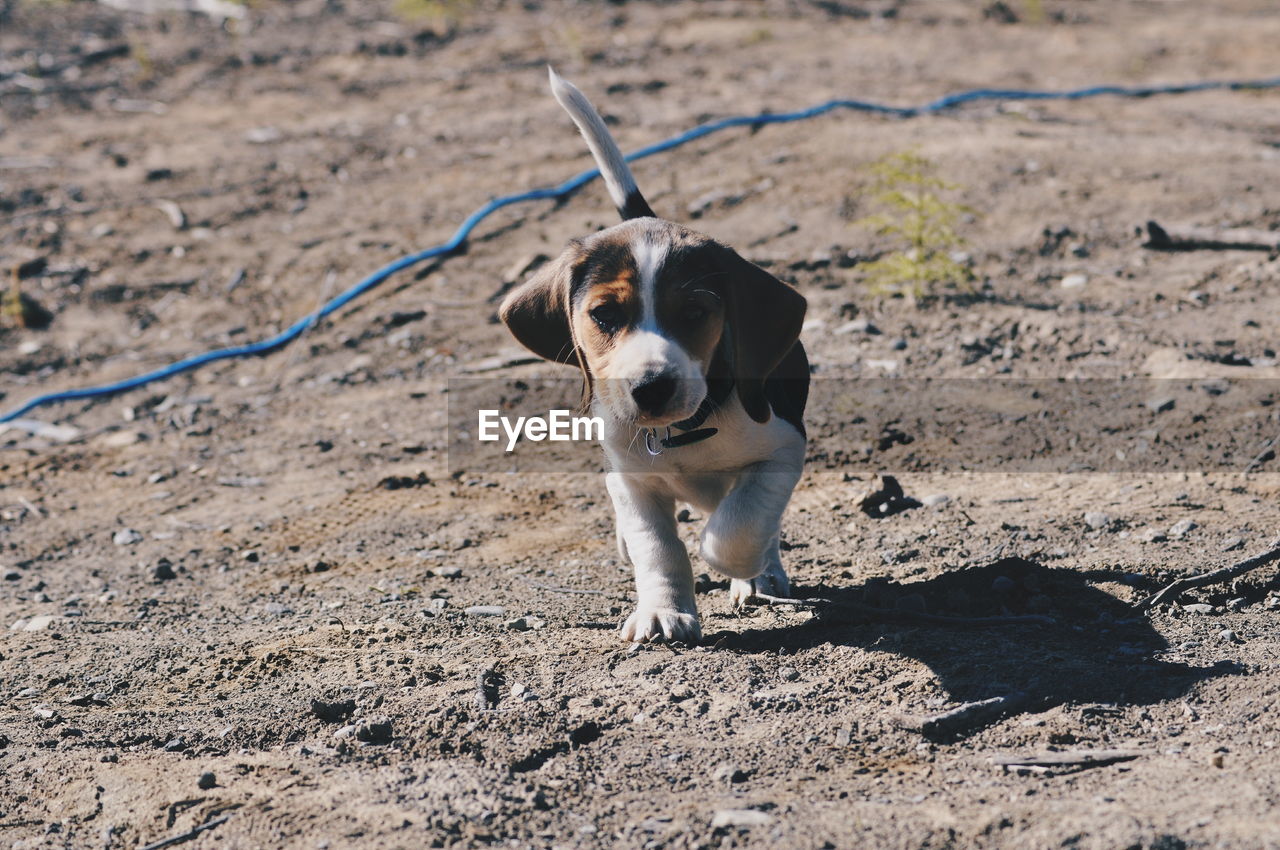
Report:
590,303,623,332
682,299,709,323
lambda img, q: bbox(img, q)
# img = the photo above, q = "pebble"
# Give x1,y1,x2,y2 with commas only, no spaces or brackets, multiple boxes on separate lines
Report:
152,561,176,582
1182,603,1214,615
1220,536,1244,552
112,529,143,546
197,772,217,790
1219,629,1239,643
778,667,800,682
1084,511,1111,530
834,319,880,336
429,566,462,579
1145,397,1176,414
464,605,506,617
505,617,531,632
4,571,21,581
865,358,899,374
890,338,908,351
333,724,357,739
922,494,951,507
711,809,774,829
355,716,393,744
991,576,1016,594
19,615,58,632
1060,273,1088,289
1169,519,1197,538
311,698,356,723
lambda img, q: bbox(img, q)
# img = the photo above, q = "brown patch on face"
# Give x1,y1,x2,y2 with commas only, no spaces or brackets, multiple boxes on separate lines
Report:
568,249,640,380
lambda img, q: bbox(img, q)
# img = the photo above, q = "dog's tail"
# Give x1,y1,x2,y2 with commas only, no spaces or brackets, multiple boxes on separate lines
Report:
548,66,656,221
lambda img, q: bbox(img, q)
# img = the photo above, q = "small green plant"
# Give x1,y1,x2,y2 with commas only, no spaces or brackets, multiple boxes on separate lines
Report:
393,0,474,26
856,150,975,300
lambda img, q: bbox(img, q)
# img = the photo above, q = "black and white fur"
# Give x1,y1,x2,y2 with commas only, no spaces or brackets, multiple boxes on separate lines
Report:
500,69,809,643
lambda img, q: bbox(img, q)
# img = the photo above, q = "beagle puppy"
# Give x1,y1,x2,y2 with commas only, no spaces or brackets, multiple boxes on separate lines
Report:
499,70,809,643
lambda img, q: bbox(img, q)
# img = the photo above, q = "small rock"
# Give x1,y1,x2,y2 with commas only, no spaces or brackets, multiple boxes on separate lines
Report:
991,576,1016,594
834,319,880,335
1219,629,1239,643
22,615,58,632
1226,598,1247,612
197,772,217,790
245,126,283,144
355,716,393,744
429,566,462,579
1220,536,1244,552
890,338,908,351
711,809,774,829
713,763,750,784
1169,519,1197,538
1084,511,1112,530
922,494,951,507
464,605,506,617
113,529,143,546
163,737,187,752
1060,273,1088,289
1139,528,1168,544
1145,396,1176,414
1181,603,1214,615
506,617,531,632
3,571,20,582
311,698,356,723
333,724,357,739
865,358,899,374
152,561,176,582
779,667,800,682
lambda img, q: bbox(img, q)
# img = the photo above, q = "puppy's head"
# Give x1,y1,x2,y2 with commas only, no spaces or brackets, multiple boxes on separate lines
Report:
499,219,806,427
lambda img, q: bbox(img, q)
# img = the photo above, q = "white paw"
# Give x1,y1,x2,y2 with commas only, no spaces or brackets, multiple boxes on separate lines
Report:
730,562,791,608
620,607,702,644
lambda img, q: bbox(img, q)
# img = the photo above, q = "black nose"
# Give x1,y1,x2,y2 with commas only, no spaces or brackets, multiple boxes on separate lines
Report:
631,375,677,415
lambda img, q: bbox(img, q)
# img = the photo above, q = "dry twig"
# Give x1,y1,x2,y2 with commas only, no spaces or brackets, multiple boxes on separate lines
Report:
916,693,1029,739
138,815,230,850
993,749,1144,772
1137,545,1280,610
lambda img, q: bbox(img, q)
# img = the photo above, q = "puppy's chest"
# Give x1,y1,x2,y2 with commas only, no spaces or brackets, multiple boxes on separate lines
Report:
602,408,802,475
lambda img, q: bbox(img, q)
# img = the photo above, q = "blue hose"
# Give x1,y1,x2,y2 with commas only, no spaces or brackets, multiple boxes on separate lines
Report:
4,73,1279,424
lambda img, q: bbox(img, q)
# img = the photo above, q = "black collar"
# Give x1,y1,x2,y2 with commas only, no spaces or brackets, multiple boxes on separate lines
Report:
646,377,733,452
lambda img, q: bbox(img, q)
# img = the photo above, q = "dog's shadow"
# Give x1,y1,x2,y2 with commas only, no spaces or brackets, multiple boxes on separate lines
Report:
705,557,1234,734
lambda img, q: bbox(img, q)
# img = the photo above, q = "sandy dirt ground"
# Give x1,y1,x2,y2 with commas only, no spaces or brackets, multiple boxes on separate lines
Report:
2,1,1280,847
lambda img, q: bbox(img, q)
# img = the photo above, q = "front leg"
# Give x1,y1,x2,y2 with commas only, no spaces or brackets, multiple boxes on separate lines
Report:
607,472,700,644
700,459,802,604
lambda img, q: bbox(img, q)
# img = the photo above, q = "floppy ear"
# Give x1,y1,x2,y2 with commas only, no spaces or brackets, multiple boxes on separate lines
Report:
498,242,585,366
717,244,807,423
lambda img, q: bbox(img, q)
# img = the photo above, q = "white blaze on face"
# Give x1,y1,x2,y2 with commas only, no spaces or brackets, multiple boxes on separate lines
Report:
596,235,707,426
